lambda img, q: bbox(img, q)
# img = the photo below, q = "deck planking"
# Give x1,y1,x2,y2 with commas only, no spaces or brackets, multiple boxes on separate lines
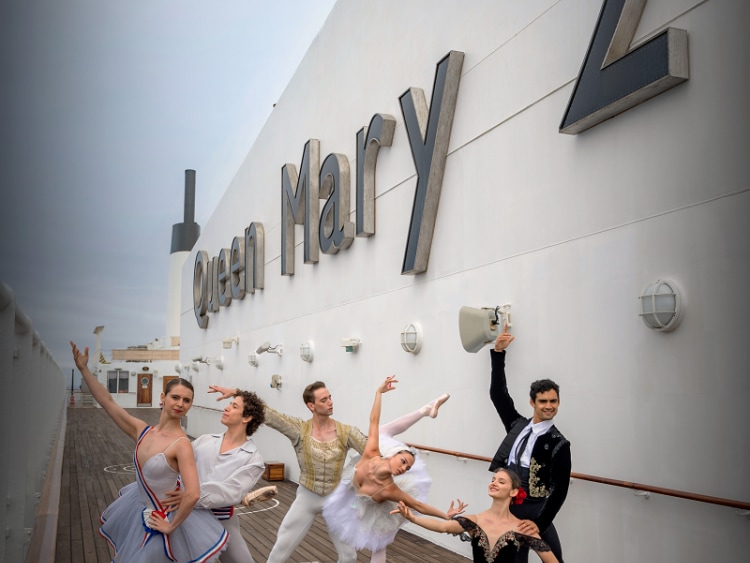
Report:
57,406,469,562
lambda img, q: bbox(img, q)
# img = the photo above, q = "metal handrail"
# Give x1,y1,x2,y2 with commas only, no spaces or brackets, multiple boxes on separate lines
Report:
405,442,750,511
188,405,750,512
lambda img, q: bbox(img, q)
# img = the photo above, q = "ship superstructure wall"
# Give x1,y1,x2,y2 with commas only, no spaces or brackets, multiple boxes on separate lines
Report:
179,1,749,561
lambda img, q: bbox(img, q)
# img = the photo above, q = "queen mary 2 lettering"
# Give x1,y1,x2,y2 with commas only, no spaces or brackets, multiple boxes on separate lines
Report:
193,51,465,329
279,51,463,276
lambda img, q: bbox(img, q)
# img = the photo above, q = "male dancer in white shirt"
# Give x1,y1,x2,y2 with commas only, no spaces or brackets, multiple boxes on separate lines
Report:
162,389,267,562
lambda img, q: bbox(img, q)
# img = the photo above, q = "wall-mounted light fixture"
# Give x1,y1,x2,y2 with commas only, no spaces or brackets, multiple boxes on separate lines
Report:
191,362,200,371
248,353,259,367
192,355,209,363
210,356,224,370
175,363,182,373
257,341,283,356
639,279,682,332
270,374,282,390
341,338,360,353
400,323,423,354
222,336,239,349
299,341,314,362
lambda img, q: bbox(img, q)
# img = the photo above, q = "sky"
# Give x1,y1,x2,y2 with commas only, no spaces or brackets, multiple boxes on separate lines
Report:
0,0,337,386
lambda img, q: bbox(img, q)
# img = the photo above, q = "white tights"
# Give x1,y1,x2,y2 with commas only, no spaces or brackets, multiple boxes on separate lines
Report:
380,395,442,438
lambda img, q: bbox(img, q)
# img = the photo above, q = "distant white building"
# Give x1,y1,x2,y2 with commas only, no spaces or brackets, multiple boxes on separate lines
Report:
89,332,181,408
178,1,749,562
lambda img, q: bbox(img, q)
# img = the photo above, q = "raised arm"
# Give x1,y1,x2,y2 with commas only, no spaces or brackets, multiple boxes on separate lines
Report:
208,384,238,401
392,501,465,532
379,485,466,520
208,385,304,444
363,376,397,459
489,326,523,432
70,341,145,441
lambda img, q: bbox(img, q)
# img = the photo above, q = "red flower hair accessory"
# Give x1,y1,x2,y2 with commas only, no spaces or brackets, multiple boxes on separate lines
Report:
513,487,527,505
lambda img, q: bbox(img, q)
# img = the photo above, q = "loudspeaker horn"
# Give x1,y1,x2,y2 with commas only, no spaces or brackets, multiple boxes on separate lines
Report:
458,305,511,353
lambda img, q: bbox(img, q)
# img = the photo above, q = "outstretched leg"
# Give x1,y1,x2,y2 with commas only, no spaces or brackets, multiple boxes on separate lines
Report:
267,487,322,563
370,547,386,563
379,393,449,438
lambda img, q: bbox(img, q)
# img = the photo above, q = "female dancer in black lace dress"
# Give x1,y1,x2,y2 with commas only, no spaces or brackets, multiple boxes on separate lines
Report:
394,468,558,563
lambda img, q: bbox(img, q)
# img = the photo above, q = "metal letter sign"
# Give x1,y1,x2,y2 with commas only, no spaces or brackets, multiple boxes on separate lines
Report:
399,50,464,275
206,256,219,313
281,140,321,275
560,0,688,134
319,153,354,254
244,222,265,293
217,247,232,307
356,114,396,237
229,235,246,301
193,250,209,329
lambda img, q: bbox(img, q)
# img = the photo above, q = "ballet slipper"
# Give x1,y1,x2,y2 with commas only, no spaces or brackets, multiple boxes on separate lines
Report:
425,393,450,418
242,485,277,506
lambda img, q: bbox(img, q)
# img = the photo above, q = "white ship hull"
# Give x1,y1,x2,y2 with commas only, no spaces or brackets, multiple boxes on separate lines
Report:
179,2,750,561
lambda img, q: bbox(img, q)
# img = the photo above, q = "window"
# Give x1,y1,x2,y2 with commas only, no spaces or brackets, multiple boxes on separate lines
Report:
107,369,129,393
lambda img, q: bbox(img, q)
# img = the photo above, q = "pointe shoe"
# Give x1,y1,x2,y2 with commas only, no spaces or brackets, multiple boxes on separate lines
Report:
242,485,277,506
427,393,450,418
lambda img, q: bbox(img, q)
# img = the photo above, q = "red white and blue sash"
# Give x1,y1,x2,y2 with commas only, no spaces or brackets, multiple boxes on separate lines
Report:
134,426,178,561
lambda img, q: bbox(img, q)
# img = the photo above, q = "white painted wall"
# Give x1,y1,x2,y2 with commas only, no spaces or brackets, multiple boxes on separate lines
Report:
180,1,750,561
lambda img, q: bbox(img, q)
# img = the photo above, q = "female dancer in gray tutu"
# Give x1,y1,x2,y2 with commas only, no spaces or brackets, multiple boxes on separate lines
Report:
71,341,228,562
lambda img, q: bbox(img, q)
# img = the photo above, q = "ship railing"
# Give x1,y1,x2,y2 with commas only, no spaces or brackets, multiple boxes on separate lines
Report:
405,442,750,513
189,404,750,513
0,283,68,562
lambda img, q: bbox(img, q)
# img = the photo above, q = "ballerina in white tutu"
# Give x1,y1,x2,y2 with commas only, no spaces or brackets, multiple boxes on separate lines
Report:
323,375,465,563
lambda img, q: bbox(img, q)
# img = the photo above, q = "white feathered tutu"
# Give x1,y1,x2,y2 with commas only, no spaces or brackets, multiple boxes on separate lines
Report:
322,435,432,552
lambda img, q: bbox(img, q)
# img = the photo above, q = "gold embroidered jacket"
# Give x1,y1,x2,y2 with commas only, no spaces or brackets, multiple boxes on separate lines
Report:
264,406,366,496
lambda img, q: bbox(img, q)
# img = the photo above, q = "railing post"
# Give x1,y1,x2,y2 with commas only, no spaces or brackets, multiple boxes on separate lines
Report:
11,306,34,560
0,283,14,560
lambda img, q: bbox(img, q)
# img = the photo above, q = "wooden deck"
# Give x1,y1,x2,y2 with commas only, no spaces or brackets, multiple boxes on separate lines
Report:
56,406,469,562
